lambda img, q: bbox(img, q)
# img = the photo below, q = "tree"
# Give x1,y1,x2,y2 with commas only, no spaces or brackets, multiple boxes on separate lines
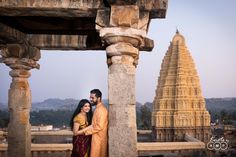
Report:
140,105,152,130
0,110,9,128
220,109,232,125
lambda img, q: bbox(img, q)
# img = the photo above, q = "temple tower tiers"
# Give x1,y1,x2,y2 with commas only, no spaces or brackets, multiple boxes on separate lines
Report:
152,31,211,142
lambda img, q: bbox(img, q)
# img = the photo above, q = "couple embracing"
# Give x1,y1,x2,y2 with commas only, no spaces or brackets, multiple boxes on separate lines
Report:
70,89,108,157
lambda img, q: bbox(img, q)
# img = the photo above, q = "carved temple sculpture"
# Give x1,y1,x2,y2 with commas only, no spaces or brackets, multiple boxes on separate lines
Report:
152,31,211,143
0,1,168,157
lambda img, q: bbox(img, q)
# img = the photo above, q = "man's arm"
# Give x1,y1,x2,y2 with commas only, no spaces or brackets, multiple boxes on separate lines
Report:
83,108,107,135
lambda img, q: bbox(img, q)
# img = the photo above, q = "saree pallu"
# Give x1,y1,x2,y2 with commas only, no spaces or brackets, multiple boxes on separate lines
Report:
71,135,91,157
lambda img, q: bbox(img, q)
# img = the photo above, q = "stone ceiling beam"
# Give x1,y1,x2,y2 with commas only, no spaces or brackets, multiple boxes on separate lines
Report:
27,34,103,50
0,0,167,18
27,34,153,51
0,16,96,32
0,22,153,51
0,23,27,45
0,0,102,17
0,7,98,17
0,0,104,8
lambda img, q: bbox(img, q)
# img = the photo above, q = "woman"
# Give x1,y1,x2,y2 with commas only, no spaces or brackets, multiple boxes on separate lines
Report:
70,99,93,157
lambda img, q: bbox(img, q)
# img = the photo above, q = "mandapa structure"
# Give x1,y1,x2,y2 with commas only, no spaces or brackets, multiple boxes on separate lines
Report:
0,0,168,157
152,31,211,142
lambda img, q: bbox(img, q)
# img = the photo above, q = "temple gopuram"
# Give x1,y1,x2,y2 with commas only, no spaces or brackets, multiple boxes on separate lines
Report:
152,31,211,142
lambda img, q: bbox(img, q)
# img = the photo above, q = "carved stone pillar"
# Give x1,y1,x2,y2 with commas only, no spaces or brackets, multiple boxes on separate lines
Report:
102,28,141,157
0,44,40,157
96,4,152,156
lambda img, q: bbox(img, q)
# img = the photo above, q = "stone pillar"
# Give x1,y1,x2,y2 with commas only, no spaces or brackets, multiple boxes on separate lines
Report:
0,44,40,157
100,27,147,156
96,4,152,156
102,29,141,157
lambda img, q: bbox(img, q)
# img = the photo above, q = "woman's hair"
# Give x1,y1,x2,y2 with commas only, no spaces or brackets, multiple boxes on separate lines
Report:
70,99,93,130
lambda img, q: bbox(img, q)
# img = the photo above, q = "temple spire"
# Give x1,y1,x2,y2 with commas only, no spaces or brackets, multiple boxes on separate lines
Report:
152,31,211,142
176,27,179,34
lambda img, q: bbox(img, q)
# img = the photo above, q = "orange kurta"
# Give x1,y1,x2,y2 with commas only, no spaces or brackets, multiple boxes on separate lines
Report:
84,103,108,157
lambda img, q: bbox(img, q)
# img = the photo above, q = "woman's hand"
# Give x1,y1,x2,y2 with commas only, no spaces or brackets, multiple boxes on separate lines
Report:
75,130,84,135
77,125,92,135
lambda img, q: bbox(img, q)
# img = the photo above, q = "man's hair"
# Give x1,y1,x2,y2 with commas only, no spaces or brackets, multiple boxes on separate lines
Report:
90,89,102,99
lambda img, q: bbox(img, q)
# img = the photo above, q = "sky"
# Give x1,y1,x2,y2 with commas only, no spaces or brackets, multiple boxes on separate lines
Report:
0,0,236,104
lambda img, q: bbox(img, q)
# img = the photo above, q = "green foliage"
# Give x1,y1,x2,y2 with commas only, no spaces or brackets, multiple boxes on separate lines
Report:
210,109,236,125
30,110,73,127
0,110,9,128
137,104,152,130
140,105,152,129
220,109,233,125
209,110,220,122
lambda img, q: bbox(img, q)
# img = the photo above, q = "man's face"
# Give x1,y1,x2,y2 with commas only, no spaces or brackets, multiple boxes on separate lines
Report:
90,93,98,106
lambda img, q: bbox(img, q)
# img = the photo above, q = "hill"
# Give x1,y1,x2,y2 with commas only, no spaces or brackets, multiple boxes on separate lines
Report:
0,103,7,110
32,98,78,111
205,97,236,112
0,97,235,112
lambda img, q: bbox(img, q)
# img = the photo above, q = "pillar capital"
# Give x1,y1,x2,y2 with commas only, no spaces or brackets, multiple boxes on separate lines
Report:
100,27,145,67
3,57,39,71
0,43,40,70
100,27,146,48
95,4,152,68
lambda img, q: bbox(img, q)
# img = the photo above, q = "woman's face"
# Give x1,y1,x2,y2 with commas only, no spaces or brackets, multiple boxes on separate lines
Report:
82,103,91,113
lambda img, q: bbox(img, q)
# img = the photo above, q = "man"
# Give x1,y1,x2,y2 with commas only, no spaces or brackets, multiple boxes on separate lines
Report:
80,89,108,157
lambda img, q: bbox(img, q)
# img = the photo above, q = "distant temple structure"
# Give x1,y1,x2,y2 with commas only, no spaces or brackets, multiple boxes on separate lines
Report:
152,31,211,142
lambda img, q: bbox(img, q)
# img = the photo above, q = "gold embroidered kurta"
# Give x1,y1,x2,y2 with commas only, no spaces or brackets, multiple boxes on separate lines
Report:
84,103,108,157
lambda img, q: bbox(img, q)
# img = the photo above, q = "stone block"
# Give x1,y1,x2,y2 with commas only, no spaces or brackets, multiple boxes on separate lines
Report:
108,69,136,104
138,11,150,31
109,105,137,156
110,5,139,28
96,9,110,30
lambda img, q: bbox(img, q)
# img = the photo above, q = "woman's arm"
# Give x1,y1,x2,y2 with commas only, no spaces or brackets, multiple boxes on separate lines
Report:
73,122,84,136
